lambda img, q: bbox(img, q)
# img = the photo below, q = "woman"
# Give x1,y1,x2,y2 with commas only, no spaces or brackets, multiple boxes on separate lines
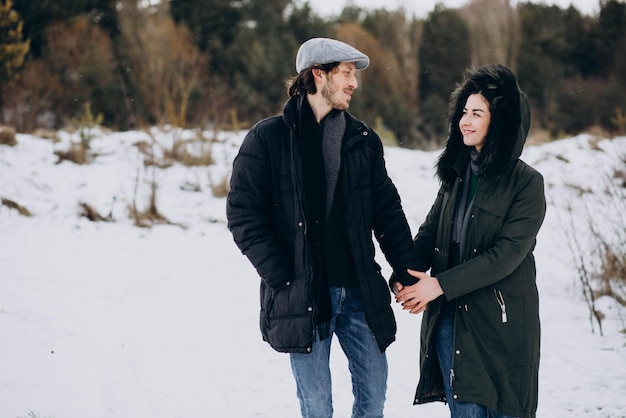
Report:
394,64,546,418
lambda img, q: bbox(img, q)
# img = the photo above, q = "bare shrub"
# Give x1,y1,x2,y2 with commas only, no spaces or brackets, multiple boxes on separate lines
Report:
133,139,173,169
0,125,17,146
611,107,626,136
2,15,118,131
596,246,626,307
169,137,213,167
1,197,31,216
560,149,626,335
71,102,103,152
614,155,626,188
129,130,189,229
18,411,50,418
54,142,89,165
135,129,214,168
79,202,111,222
53,103,104,165
33,128,59,142
562,201,607,335
129,163,171,228
210,174,230,198
117,0,206,128
1,59,62,131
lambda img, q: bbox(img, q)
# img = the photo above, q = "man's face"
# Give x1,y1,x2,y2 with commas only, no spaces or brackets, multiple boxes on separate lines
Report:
321,62,358,111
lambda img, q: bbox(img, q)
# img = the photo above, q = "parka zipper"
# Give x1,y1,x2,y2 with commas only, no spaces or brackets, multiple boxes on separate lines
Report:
494,289,508,323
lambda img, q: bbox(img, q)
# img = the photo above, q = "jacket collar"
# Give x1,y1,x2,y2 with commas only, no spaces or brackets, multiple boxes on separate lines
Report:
282,95,367,147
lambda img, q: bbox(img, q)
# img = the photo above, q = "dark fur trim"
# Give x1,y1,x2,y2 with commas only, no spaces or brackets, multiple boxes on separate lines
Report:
436,64,525,186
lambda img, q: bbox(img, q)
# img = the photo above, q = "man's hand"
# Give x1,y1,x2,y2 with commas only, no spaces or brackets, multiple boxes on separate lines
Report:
395,269,444,314
392,281,404,295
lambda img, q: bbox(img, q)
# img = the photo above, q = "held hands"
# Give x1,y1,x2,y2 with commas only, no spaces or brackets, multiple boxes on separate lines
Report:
395,269,444,314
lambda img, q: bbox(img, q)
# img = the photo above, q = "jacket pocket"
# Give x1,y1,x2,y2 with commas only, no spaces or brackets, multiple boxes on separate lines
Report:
259,282,275,341
265,278,315,352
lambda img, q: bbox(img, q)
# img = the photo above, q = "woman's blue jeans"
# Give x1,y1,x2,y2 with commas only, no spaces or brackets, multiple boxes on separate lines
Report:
289,286,387,418
435,308,518,418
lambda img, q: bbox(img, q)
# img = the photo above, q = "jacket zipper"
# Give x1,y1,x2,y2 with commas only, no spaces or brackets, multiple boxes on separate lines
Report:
494,289,508,323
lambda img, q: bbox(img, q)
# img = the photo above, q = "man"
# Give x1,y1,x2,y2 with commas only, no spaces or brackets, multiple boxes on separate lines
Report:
226,38,419,418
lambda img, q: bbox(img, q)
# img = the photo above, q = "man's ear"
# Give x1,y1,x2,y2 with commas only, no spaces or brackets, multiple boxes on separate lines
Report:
312,68,324,81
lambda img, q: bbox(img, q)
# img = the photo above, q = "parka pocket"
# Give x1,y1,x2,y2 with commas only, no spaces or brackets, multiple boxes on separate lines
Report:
472,194,509,245
493,289,508,323
489,287,526,363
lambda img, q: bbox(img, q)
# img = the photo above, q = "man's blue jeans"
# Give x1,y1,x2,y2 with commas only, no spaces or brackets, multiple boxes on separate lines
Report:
289,286,387,418
435,308,518,418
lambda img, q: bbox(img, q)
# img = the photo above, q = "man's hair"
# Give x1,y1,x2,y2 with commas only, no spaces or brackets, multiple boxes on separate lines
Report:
286,62,339,97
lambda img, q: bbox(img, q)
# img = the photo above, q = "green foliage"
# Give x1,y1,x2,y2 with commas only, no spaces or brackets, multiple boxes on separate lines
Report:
2,0,626,144
517,1,626,138
172,0,331,124
0,0,29,85
170,0,242,54
11,0,118,56
561,7,598,77
418,5,471,142
597,0,626,75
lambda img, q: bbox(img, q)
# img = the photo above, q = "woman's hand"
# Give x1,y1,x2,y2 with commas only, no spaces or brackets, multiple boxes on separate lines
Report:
395,269,444,314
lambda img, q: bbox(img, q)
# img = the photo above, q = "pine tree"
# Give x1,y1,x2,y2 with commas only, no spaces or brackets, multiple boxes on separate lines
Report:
0,0,29,85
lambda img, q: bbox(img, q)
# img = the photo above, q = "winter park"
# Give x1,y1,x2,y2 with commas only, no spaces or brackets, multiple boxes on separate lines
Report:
0,127,625,417
1,1,626,418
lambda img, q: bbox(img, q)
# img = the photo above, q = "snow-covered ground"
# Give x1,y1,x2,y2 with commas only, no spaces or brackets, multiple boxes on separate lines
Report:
0,128,624,418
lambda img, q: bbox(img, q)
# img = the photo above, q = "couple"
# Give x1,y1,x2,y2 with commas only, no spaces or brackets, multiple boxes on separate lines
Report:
226,38,546,418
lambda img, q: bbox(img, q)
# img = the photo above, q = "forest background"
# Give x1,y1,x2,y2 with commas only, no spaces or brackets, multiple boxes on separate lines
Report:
1,0,625,149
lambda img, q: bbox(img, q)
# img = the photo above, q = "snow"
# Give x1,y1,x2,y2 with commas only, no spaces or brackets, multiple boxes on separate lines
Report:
1,128,625,418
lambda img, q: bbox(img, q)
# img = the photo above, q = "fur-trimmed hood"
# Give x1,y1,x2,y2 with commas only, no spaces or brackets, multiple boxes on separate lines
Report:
436,64,530,186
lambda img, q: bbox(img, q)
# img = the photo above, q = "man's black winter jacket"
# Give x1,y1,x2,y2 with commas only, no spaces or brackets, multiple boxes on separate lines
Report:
226,95,419,353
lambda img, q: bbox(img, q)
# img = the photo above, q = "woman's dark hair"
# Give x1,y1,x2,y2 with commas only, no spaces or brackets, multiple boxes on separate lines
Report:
437,64,522,183
286,62,339,97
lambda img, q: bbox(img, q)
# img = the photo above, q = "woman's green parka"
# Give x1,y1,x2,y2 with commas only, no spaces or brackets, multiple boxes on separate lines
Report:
410,67,546,418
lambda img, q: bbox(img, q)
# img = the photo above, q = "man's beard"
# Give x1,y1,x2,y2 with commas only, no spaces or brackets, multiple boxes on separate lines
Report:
322,77,349,111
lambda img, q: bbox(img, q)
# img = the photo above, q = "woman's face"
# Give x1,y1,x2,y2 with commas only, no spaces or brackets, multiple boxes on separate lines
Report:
459,93,491,152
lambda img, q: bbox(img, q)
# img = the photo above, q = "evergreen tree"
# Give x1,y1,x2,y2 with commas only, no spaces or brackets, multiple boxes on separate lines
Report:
517,4,569,135
562,6,598,77
419,5,471,143
170,0,242,63
12,0,118,57
0,0,28,85
172,0,330,124
597,0,626,79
